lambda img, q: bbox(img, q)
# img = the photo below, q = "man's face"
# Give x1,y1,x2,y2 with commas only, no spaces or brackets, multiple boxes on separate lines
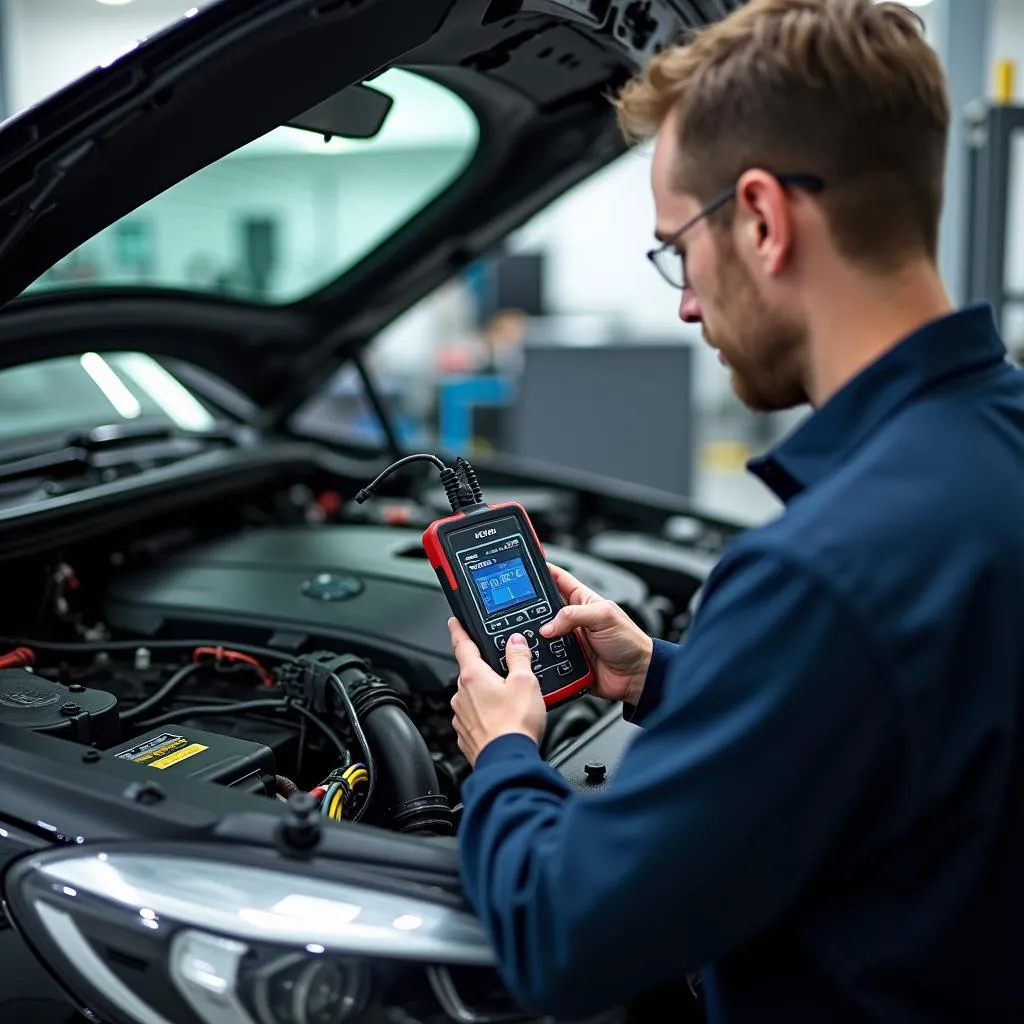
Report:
650,117,808,412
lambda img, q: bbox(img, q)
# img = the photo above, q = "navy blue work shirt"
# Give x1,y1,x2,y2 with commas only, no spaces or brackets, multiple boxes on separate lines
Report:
458,304,1024,1022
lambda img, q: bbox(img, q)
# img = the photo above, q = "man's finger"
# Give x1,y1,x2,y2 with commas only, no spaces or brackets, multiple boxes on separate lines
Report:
546,562,599,605
540,600,613,638
449,617,482,667
448,616,470,645
503,633,534,676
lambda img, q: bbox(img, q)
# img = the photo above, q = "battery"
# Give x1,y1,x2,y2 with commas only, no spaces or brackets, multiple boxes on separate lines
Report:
111,725,276,795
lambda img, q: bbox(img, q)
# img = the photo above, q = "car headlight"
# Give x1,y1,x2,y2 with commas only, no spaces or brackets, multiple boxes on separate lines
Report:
4,846,533,1024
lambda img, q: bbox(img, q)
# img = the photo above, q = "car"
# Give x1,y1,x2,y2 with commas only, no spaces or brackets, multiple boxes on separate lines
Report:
0,2,747,1022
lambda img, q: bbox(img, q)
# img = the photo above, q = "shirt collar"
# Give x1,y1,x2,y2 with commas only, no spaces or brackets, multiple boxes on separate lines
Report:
747,303,1009,502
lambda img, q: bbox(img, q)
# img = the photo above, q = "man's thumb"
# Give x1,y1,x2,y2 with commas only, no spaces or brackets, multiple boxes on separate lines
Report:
504,633,533,673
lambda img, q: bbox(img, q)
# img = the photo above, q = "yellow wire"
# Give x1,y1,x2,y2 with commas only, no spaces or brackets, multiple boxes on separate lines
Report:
321,767,368,822
328,787,346,820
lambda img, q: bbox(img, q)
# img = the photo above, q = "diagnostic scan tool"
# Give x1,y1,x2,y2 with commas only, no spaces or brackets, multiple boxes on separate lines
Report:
357,455,593,708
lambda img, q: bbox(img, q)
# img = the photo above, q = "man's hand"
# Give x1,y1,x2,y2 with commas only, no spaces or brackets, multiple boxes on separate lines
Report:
449,617,546,767
541,562,654,706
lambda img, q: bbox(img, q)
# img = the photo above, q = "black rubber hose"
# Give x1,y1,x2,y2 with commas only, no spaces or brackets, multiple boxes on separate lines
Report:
369,705,440,798
120,663,202,721
0,637,301,664
344,678,450,834
134,698,288,729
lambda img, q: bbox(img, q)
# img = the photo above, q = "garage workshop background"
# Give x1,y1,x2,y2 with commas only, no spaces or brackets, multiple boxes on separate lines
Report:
0,0,1016,525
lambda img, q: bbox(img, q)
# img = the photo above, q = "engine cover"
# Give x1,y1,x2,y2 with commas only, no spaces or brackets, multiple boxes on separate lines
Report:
103,525,650,692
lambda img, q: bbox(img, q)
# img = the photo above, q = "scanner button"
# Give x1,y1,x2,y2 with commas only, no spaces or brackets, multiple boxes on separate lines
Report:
512,613,528,626
486,620,502,634
530,603,550,618
499,656,508,672
557,661,573,676
523,629,539,648
495,635,507,650
549,640,566,657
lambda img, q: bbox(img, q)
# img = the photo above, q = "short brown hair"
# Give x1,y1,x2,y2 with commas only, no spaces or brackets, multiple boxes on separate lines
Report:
614,0,950,268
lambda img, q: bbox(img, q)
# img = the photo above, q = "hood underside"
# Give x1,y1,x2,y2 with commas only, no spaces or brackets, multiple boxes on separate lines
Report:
0,0,742,409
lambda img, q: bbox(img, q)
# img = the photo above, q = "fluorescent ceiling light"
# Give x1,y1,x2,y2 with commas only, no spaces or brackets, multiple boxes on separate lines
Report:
116,354,216,431
94,1,136,6
80,352,142,420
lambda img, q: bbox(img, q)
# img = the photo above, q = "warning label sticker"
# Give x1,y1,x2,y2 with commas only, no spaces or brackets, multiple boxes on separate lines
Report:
115,733,207,770
149,743,207,770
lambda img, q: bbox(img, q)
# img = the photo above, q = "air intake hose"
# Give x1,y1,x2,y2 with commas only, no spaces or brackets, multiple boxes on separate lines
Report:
344,672,452,835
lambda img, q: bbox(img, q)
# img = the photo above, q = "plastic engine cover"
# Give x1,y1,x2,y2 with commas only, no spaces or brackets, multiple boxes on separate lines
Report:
0,669,119,749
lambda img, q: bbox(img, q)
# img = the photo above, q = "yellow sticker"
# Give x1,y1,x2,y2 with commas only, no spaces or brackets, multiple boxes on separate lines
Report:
149,743,208,769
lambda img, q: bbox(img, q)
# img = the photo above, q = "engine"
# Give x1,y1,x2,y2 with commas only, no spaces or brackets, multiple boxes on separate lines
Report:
0,519,667,834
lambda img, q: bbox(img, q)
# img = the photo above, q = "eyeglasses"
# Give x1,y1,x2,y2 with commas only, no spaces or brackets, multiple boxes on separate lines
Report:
646,173,826,290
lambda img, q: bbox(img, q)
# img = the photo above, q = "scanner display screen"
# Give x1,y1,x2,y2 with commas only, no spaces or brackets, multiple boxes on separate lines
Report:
471,556,537,615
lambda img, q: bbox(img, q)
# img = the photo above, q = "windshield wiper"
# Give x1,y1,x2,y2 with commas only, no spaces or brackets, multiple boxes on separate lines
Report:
67,421,240,450
0,422,239,489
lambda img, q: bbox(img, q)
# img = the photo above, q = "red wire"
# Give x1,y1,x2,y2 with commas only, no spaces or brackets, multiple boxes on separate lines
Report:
191,646,274,688
0,647,35,671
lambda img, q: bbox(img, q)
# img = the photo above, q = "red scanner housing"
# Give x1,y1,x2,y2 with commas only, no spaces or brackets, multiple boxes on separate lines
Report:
423,501,594,709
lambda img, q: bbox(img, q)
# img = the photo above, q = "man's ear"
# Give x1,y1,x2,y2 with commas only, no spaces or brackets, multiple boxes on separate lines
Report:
735,169,792,277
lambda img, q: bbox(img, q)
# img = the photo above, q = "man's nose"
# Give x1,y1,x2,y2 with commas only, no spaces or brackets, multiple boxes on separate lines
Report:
679,287,702,324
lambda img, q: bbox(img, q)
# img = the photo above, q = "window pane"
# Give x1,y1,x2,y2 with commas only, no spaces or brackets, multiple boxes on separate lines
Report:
0,353,218,446
24,70,479,304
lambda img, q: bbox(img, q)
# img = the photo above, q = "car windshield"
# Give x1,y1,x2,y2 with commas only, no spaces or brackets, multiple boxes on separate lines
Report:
22,69,479,304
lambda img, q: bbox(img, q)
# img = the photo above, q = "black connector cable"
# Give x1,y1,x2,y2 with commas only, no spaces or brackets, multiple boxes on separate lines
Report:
355,451,483,514
456,455,484,506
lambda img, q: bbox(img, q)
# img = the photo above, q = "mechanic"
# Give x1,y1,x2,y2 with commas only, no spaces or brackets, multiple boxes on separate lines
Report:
447,0,1024,1021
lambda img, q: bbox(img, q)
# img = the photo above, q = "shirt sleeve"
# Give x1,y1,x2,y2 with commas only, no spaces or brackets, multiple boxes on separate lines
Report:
622,636,678,724
457,541,902,1020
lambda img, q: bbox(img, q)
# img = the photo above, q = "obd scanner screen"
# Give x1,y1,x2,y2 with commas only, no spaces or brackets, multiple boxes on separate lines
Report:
469,550,538,615
455,523,546,627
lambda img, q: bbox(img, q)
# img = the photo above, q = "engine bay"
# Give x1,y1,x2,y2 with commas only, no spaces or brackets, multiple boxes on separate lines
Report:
0,467,718,836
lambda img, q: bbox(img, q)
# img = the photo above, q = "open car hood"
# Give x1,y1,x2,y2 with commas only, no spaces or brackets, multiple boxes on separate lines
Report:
0,0,741,411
